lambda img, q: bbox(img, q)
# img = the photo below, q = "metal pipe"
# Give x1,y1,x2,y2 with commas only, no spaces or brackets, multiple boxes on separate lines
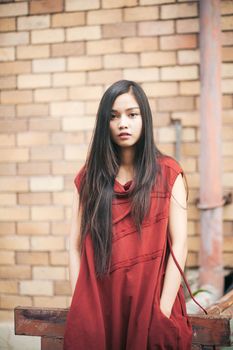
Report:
199,0,223,298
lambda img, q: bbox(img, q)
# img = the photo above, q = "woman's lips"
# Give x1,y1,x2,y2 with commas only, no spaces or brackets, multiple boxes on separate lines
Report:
118,133,131,140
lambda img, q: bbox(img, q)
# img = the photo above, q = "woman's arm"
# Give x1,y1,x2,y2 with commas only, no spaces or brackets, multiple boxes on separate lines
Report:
160,173,188,318
69,186,82,296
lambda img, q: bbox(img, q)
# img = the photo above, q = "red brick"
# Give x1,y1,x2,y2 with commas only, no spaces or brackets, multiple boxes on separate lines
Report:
0,47,14,61
18,192,51,205
53,191,72,206
53,72,86,87
30,176,63,192
0,105,15,118
87,69,123,84
161,66,198,81
17,222,49,235
0,193,16,206
124,67,159,82
0,120,27,133
222,79,233,94
140,51,176,67
104,53,139,69
124,6,159,21
54,280,71,295
161,3,198,19
138,20,174,36
34,296,67,308
64,145,88,161
87,39,121,55
0,61,31,76
178,50,199,64
102,23,136,38
87,9,122,25
30,0,63,15
17,45,49,59
34,88,67,102
157,96,194,112
0,164,16,176
16,252,49,265
0,2,28,17
31,236,64,250
0,134,15,146
222,32,233,46
140,0,175,3
0,281,17,294
62,117,95,131
171,111,199,127
29,118,60,131
18,162,50,176
51,132,84,145
32,28,64,44
222,47,233,62
17,104,48,117
0,76,16,90
221,1,233,15
142,82,178,97
1,90,32,104
0,32,29,46
0,207,30,221
0,236,30,250
176,18,199,33
17,131,49,146
51,42,85,57
32,58,65,72
20,280,53,296
52,12,85,27
68,56,102,71
69,85,103,101
17,15,50,30
123,37,158,52
50,223,69,237
180,81,200,95
160,34,197,50
102,0,137,8
1,295,32,309
0,223,15,235
222,15,233,31
30,146,63,160
17,74,51,89
67,25,101,41
50,101,85,116
65,0,100,12
0,18,16,32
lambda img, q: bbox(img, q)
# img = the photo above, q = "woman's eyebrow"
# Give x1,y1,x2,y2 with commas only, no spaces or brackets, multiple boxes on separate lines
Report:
111,107,140,112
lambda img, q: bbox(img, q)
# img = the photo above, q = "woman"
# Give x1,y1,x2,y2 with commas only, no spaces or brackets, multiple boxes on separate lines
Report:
64,80,200,349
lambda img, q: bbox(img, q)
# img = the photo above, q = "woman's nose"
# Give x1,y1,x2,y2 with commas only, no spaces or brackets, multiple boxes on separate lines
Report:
118,115,128,129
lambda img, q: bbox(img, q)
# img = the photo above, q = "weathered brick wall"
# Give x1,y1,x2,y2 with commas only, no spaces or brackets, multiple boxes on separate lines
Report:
0,0,232,321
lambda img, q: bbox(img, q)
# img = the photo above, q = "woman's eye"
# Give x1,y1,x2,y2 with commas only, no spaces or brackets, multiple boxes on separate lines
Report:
129,113,138,118
110,114,117,119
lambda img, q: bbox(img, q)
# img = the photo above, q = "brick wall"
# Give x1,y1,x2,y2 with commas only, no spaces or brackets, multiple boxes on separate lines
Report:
0,0,232,321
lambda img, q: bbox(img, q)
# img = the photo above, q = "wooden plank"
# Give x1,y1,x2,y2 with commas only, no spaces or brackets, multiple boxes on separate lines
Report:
14,306,232,347
14,307,68,337
41,336,63,350
190,314,231,347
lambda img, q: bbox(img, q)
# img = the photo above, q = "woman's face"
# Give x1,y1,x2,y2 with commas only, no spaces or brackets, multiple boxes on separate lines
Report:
109,93,142,149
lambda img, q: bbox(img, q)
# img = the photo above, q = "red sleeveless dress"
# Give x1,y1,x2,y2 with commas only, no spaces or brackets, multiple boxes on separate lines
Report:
64,156,193,350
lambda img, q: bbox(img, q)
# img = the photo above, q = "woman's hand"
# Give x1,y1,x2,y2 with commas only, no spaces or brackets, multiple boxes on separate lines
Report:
160,303,172,319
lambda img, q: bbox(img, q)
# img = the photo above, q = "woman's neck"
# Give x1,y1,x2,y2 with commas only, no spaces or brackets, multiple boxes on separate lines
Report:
117,147,135,183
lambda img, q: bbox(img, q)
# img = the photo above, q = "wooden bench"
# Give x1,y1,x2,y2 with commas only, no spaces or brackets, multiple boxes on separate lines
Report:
14,290,233,350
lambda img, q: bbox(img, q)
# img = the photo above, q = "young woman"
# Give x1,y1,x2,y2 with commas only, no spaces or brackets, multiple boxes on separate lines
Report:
64,80,199,349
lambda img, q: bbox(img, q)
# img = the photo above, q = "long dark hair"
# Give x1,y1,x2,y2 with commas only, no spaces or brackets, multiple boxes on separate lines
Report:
79,80,161,276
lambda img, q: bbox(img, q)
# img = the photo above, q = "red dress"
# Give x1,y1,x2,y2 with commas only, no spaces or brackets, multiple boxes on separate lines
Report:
64,156,193,350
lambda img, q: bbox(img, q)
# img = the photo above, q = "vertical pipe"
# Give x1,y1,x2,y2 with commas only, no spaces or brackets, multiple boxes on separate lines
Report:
199,0,223,298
